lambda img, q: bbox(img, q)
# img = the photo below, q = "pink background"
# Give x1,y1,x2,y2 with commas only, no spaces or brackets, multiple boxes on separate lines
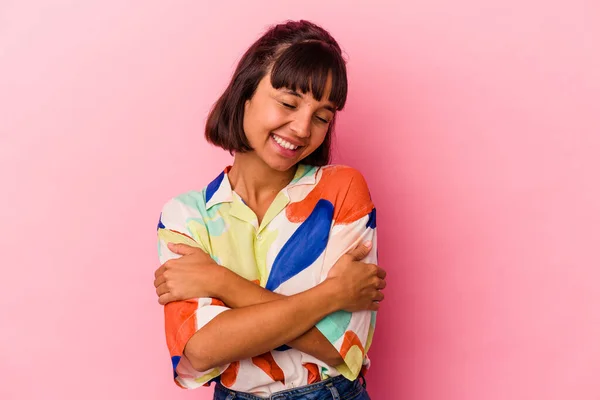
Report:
1,1,599,399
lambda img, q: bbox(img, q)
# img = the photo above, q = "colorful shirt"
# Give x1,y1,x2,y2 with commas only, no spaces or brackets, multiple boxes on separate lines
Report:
156,164,378,397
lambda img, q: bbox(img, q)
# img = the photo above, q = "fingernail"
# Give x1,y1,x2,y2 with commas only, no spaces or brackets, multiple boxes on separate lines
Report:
364,241,372,248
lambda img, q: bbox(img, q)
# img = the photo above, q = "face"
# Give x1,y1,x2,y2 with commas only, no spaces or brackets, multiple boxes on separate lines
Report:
243,72,336,172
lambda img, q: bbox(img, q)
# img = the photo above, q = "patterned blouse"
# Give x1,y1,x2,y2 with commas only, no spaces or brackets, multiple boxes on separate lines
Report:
156,164,378,397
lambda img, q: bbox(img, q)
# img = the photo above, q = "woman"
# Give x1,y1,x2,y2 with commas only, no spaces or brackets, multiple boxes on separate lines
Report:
154,20,386,399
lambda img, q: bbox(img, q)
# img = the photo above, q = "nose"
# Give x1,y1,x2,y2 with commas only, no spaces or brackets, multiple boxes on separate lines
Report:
289,110,312,138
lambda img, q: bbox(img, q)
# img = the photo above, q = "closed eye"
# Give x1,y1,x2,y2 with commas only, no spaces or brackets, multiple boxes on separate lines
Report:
315,116,329,124
282,102,296,110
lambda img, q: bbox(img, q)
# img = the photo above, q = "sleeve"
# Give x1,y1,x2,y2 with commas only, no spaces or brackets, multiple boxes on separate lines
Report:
157,197,231,389
314,169,378,380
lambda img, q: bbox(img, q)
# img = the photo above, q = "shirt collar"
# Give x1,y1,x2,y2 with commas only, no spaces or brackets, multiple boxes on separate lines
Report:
205,164,319,210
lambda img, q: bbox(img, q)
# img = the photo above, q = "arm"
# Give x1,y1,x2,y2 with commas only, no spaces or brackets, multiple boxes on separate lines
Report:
316,215,378,380
310,167,380,380
213,266,359,366
183,279,343,372
158,197,232,388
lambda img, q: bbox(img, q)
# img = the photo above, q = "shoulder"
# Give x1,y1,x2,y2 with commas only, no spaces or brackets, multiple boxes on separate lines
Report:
160,167,228,219
316,164,374,223
158,190,207,229
318,164,371,193
161,190,207,215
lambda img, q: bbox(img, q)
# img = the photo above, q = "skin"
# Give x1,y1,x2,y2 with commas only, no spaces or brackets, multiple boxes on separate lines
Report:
155,72,386,372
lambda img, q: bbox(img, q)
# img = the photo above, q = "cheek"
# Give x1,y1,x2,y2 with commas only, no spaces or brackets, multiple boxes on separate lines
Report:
309,127,328,147
262,106,287,129
245,103,285,136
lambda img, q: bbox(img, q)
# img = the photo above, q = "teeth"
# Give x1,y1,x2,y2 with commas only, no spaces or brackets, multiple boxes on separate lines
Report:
272,134,299,150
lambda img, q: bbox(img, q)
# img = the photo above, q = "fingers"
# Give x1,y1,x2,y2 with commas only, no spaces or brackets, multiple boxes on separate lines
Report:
154,274,166,288
155,277,178,305
167,242,197,256
367,291,384,311
376,267,387,279
154,264,165,279
156,282,169,297
158,292,175,306
346,241,373,261
369,274,386,290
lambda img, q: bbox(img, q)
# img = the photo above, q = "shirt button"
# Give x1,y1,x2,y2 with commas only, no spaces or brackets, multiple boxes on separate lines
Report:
257,234,262,241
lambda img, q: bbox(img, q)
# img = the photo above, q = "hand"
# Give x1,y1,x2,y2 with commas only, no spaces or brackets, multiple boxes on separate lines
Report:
153,243,224,305
326,241,387,312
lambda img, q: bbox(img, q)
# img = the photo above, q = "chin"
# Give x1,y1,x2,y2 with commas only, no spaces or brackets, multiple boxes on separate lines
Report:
265,158,298,172
258,152,301,172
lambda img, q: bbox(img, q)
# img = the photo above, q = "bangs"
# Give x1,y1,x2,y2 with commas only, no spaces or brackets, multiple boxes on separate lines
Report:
270,41,348,110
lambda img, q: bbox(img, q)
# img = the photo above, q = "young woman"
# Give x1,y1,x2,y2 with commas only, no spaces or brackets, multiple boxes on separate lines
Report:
154,20,386,400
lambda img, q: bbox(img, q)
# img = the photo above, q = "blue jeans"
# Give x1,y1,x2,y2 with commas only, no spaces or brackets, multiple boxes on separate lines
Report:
213,374,370,400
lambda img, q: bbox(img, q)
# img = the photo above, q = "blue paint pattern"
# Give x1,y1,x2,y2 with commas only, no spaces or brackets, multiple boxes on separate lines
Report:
265,199,334,291
366,208,377,229
205,171,225,203
171,356,181,378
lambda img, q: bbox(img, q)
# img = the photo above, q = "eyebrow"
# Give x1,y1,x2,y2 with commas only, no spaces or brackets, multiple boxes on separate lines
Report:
284,89,337,112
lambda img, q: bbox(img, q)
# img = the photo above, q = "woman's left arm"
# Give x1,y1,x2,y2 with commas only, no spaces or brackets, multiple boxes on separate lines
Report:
309,167,380,380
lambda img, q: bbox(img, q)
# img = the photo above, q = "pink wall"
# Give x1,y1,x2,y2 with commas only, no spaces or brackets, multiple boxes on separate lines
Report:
1,1,599,399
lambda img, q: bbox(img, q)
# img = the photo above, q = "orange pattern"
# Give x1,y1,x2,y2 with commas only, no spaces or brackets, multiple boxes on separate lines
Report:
220,361,240,387
340,330,365,360
252,352,285,384
303,362,321,384
164,299,198,356
286,166,373,225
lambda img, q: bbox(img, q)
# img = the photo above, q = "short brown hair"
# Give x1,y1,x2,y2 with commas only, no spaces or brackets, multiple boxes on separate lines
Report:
205,20,348,166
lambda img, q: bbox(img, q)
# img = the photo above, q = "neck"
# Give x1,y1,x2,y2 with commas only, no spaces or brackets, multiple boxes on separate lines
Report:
228,153,297,204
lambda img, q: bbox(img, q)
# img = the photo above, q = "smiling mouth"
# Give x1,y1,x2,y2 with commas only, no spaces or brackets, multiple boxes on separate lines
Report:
271,133,301,151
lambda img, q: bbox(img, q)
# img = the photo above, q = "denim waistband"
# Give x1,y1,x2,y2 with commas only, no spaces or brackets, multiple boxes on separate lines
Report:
213,374,367,400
